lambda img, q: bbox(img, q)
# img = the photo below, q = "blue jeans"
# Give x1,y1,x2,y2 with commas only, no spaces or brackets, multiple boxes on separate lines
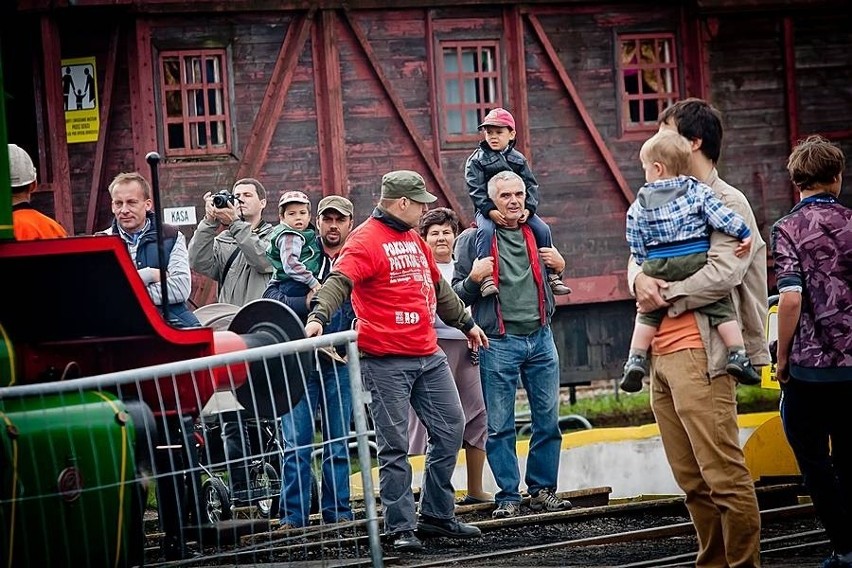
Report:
360,353,463,534
279,360,353,526
474,210,552,259
478,325,561,503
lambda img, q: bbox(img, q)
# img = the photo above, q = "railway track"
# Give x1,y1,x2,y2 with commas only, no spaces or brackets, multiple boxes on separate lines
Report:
143,481,829,567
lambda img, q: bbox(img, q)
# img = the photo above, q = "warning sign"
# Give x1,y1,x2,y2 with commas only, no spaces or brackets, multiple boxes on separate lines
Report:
62,57,100,144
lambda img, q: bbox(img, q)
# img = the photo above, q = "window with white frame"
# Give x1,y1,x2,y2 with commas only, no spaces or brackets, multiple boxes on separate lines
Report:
159,49,232,157
438,41,503,144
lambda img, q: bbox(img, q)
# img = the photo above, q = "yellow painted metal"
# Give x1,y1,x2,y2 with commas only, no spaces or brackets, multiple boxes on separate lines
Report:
743,413,800,480
761,301,780,389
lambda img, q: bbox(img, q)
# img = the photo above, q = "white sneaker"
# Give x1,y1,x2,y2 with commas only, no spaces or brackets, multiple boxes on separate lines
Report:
529,488,572,512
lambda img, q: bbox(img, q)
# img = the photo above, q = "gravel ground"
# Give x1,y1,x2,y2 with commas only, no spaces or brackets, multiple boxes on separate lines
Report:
409,514,829,568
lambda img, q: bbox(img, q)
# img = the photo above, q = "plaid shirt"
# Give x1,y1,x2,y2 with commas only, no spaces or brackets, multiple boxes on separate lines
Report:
626,175,751,264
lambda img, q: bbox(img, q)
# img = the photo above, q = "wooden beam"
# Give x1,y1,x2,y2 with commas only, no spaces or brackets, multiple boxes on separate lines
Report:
343,10,468,222
40,16,74,233
236,10,315,180
312,10,348,197
86,25,120,233
128,19,157,176
425,10,442,173
782,15,800,206
504,6,531,160
526,13,634,207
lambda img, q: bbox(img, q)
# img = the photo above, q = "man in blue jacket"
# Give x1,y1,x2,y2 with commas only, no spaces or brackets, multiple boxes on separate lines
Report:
453,170,571,519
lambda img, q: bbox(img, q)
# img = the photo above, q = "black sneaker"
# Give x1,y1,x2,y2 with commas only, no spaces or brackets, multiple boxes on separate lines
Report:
417,515,481,539
726,350,761,385
822,553,852,568
391,530,423,552
620,354,649,393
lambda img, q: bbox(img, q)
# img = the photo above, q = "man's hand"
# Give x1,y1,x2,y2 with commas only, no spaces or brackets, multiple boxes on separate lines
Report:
305,321,324,337
538,247,566,275
203,191,217,223
212,200,240,227
734,235,752,258
469,256,494,284
466,324,489,350
634,272,670,313
488,209,508,228
519,209,530,223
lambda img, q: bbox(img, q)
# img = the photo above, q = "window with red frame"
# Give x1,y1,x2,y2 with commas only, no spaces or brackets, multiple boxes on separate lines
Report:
618,34,679,132
438,41,503,144
159,50,232,157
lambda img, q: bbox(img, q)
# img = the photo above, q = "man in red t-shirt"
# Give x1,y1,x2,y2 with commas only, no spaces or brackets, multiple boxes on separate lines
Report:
305,170,488,553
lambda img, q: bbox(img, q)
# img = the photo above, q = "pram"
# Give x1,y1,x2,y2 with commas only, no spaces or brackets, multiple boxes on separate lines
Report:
194,417,284,523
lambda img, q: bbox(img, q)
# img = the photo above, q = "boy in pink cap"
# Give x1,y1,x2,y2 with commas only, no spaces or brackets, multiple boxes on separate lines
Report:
464,108,571,296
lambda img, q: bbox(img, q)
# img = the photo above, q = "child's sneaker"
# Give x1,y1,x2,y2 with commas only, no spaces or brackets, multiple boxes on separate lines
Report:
547,273,572,295
480,276,499,297
528,488,572,512
620,354,649,393
726,350,761,385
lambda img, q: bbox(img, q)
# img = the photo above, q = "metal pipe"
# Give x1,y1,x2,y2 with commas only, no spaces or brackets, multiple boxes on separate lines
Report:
145,151,170,322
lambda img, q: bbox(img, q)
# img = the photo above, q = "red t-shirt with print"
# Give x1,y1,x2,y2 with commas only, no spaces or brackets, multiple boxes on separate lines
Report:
334,217,442,357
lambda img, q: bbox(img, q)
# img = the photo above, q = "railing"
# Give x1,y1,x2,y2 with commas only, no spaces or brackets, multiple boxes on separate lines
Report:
0,330,384,567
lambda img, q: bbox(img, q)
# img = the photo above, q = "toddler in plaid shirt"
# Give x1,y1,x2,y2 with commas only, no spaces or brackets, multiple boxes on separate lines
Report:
621,129,759,392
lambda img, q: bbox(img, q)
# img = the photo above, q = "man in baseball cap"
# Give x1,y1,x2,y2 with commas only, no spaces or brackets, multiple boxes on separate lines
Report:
302,171,487,551
8,143,67,240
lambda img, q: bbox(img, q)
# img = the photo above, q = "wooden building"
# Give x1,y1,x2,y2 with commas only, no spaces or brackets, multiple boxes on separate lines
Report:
3,0,850,384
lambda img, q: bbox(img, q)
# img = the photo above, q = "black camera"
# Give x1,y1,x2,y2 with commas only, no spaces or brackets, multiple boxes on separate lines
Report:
212,190,238,209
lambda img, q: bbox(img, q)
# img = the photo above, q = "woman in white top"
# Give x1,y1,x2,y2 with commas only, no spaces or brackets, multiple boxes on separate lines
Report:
408,207,491,504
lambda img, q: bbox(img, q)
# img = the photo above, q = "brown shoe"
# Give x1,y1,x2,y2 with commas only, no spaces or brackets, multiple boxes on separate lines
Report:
480,276,499,297
547,273,572,295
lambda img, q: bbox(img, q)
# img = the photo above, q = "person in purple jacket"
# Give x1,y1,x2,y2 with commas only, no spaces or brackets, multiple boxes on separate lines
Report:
771,134,852,568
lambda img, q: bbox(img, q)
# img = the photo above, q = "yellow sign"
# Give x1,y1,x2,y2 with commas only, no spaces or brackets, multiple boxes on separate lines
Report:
62,57,99,144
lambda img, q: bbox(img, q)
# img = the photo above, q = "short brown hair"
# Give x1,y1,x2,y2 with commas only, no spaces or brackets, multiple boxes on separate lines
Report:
108,172,151,199
419,207,460,238
232,177,267,200
787,135,846,191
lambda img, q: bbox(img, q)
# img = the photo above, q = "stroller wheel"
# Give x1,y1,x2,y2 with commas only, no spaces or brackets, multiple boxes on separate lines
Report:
252,462,280,518
202,476,232,523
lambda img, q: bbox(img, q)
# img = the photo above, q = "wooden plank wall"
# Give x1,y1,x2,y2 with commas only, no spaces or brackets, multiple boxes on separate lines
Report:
5,3,851,381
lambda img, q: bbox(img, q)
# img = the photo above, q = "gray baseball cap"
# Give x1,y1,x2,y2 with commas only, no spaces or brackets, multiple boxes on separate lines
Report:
380,170,437,204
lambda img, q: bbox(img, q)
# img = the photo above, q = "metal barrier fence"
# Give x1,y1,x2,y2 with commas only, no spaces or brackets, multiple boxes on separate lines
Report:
0,330,384,567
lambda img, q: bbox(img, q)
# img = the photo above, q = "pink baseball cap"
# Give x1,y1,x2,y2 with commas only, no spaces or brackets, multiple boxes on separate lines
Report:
478,108,516,131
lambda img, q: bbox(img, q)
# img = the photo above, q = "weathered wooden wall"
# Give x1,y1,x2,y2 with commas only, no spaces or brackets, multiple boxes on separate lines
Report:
3,1,850,382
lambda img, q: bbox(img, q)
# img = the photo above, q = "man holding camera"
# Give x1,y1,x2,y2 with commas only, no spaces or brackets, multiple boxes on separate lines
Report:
188,177,274,495
188,178,274,306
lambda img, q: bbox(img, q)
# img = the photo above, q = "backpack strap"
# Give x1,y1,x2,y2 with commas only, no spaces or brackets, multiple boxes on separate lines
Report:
219,247,241,287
